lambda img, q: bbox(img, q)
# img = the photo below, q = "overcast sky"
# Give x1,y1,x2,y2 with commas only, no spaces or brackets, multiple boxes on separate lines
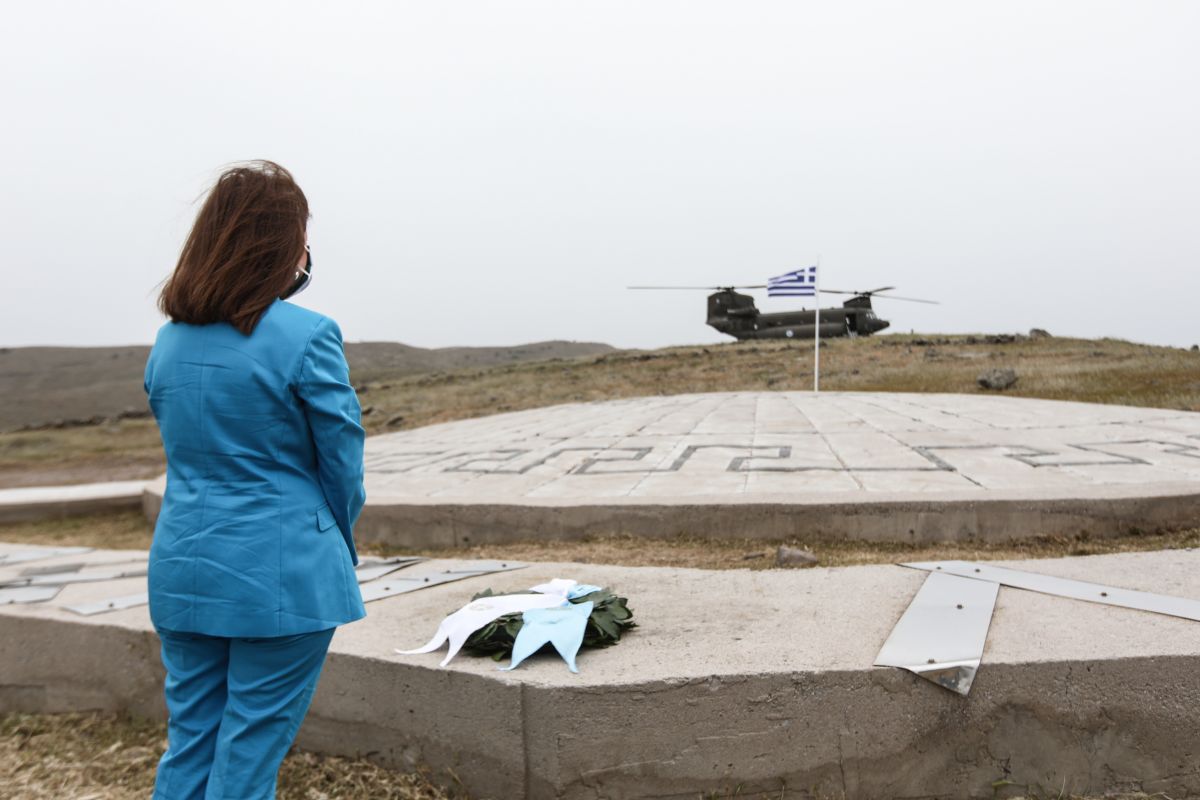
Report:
2,1,1197,350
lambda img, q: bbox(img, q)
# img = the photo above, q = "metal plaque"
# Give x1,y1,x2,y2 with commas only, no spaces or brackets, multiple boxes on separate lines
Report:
354,557,425,584
58,559,517,615
875,571,999,695
19,562,86,577
0,584,65,604
65,592,151,616
0,547,94,566
0,565,148,588
903,560,1200,622
437,560,525,574
358,561,528,603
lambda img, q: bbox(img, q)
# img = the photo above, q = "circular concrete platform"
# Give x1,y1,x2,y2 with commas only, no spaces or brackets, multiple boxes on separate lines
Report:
144,392,1200,547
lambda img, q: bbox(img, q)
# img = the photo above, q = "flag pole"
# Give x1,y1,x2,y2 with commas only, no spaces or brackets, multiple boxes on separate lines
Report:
813,256,821,393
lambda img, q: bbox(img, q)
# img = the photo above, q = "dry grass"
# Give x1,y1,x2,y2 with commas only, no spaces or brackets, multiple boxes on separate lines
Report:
0,419,164,487
5,510,1197,571
357,334,1200,436
0,711,458,800
0,510,155,551
370,527,1200,571
2,334,1198,488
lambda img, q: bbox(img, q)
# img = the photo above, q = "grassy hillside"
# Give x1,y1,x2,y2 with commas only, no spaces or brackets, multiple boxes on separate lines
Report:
355,333,1200,436
0,340,613,432
1,333,1196,487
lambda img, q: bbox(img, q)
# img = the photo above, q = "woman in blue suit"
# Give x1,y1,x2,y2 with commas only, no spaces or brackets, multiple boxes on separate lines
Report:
144,161,366,799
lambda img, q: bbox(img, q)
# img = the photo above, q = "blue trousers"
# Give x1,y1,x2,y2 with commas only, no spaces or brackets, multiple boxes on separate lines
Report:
153,627,335,800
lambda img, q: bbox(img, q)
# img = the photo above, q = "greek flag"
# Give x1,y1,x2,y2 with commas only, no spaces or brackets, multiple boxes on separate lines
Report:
767,266,817,297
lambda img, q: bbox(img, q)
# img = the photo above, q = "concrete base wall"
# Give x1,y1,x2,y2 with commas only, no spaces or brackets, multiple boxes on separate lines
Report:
0,616,165,717
3,616,1197,799
346,492,1200,549
143,481,1200,549
0,487,145,524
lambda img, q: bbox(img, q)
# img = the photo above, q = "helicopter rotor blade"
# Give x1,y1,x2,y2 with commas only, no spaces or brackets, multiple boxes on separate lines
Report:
819,286,897,296
627,285,768,290
872,293,940,304
815,286,937,303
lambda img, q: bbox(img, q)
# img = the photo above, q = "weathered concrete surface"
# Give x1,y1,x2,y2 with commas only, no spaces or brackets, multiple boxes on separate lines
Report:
0,480,147,523
2,542,1199,798
142,392,1200,546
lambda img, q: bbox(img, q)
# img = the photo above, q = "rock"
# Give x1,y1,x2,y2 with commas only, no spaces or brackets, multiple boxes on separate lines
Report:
1029,328,1052,339
977,368,1018,390
361,405,375,416
776,546,819,568
1192,345,1198,352
385,414,406,427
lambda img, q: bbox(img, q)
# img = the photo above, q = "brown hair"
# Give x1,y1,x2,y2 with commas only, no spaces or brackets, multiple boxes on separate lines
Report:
159,160,309,335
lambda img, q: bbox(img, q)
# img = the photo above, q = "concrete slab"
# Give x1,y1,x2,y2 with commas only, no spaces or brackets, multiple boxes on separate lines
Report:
2,540,1199,798
142,392,1200,548
1,479,147,523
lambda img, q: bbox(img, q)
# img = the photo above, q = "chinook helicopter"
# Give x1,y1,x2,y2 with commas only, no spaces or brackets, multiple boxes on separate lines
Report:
628,285,938,341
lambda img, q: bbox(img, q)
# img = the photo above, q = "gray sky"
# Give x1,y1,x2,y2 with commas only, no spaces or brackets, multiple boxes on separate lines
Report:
2,1,1198,350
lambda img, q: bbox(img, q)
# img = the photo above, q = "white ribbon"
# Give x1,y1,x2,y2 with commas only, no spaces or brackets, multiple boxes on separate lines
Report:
394,593,567,667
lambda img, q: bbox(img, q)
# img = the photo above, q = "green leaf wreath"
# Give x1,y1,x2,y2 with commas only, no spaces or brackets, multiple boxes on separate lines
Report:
461,588,636,661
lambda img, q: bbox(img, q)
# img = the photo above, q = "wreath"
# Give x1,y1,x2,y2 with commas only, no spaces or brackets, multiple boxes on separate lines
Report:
461,587,636,661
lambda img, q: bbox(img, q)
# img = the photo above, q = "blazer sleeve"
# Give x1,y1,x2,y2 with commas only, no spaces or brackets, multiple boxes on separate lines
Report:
297,317,366,564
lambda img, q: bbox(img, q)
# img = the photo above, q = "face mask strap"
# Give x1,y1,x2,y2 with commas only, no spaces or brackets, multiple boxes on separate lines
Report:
283,246,312,299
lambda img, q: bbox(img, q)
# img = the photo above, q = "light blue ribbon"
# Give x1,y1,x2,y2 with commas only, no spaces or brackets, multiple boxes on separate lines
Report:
501,601,594,673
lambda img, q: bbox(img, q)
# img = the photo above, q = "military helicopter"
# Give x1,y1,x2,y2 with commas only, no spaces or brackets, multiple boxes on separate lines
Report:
628,285,938,341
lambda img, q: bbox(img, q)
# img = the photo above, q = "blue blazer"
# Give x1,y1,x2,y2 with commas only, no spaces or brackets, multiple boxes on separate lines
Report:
144,299,367,637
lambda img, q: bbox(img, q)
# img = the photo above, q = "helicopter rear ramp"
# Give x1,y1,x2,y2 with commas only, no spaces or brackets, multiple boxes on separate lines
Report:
144,392,1200,547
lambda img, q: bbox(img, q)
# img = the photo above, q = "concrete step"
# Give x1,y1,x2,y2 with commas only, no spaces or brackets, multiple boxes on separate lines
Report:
0,480,147,523
1,541,1198,799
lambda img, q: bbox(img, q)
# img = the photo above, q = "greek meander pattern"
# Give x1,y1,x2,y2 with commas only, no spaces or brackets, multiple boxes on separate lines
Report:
360,394,1200,498
364,438,1200,476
